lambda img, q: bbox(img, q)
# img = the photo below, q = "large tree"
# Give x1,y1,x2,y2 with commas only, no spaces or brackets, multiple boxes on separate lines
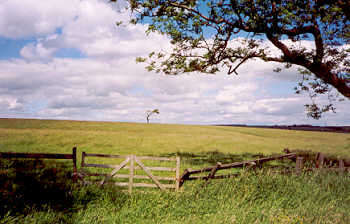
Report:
112,0,349,119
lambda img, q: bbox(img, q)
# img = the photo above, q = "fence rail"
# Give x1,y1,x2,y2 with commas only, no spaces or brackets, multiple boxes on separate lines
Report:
0,147,77,175
79,152,180,193
179,151,350,187
295,153,350,174
179,153,297,187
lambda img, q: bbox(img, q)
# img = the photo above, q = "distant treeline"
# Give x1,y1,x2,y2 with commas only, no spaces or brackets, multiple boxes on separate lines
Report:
216,124,350,133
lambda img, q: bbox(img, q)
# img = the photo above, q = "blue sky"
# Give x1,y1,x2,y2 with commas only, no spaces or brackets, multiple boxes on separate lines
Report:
0,39,33,59
0,0,349,125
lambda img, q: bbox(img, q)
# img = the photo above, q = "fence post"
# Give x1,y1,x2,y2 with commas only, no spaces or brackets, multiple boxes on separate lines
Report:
72,147,77,181
79,151,86,182
207,162,221,180
317,153,324,170
175,156,180,191
339,159,345,175
296,157,304,175
129,155,134,193
81,152,86,168
179,169,190,188
72,147,77,173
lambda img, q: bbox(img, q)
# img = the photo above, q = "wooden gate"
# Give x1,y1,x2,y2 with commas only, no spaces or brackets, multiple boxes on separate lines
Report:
79,152,180,192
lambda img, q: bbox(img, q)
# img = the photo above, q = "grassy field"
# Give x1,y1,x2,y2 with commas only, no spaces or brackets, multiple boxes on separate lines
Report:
0,118,349,158
0,118,349,223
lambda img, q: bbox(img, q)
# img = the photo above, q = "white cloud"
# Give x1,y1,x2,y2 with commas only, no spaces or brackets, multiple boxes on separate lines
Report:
59,0,169,58
0,96,24,111
216,83,257,103
14,0,169,60
2,55,348,125
0,0,80,39
20,42,58,61
253,98,296,113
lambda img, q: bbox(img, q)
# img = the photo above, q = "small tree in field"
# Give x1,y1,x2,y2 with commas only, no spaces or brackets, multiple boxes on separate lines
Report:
146,109,159,123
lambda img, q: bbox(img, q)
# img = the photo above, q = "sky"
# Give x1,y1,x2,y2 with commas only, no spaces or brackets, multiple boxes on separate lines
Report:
0,0,349,126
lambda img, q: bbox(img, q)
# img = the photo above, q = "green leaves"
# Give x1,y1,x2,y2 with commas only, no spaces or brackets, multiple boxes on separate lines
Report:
136,57,147,63
305,103,335,120
112,0,350,119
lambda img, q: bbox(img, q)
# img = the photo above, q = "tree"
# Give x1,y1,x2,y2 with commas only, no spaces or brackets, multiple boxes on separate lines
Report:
146,109,159,123
112,0,349,119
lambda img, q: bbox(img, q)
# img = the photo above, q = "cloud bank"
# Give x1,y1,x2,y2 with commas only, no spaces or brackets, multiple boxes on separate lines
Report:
0,0,349,125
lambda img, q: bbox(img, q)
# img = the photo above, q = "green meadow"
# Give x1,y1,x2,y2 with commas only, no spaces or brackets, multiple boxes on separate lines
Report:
0,118,349,158
0,118,349,223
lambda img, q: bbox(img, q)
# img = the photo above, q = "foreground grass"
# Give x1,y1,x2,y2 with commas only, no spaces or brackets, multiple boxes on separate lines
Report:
1,166,349,224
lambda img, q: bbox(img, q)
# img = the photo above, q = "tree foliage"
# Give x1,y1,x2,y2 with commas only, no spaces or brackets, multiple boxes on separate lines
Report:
113,0,350,119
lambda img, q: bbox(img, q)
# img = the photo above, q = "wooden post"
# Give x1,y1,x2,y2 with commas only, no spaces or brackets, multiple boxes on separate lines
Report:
79,151,86,182
175,156,180,191
201,162,222,188
179,169,190,188
296,157,304,175
129,155,134,193
207,162,221,180
81,152,86,168
72,147,77,173
317,153,324,170
339,159,345,175
72,147,77,181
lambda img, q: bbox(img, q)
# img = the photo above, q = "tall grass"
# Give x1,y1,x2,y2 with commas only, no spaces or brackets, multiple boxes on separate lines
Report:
1,167,349,224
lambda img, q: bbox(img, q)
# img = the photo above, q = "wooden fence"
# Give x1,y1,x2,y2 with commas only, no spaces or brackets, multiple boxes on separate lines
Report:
1,147,348,191
179,153,297,187
79,152,181,193
0,147,77,176
295,152,350,175
179,151,350,187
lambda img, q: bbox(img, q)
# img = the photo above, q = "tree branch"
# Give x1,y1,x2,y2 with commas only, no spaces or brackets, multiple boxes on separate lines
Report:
266,33,295,61
168,2,229,26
